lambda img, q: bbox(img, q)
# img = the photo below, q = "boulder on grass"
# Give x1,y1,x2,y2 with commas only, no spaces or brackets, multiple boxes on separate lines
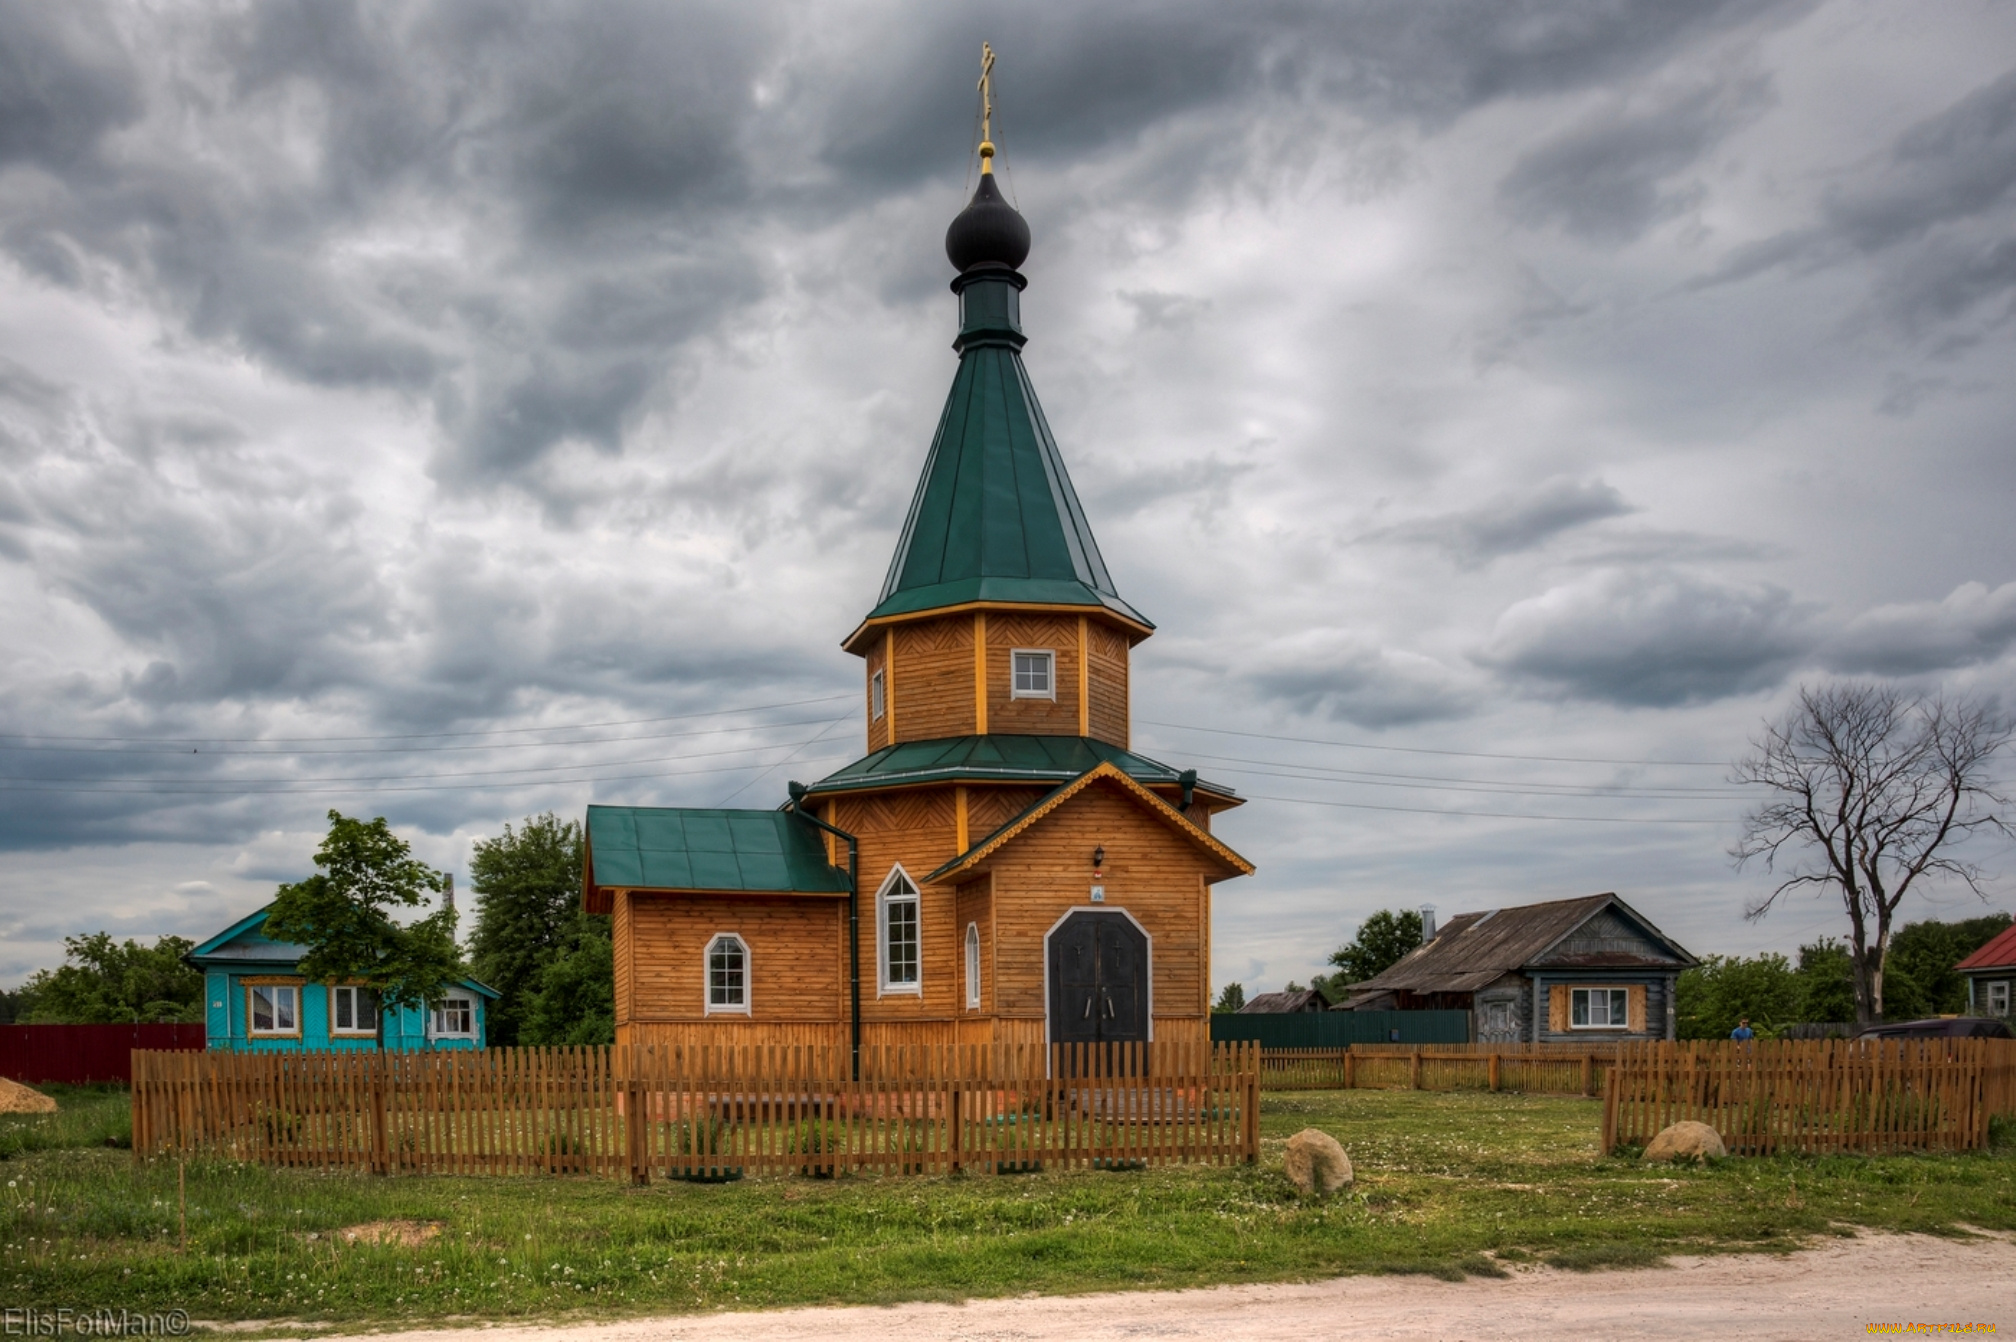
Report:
0,1077,58,1115
1282,1127,1352,1195
1643,1120,1725,1163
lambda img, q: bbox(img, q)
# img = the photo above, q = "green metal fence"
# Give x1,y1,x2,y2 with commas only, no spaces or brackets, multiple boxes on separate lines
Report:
1208,1010,1471,1048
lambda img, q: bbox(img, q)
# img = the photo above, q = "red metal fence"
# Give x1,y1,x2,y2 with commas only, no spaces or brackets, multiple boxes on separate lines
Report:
0,1024,205,1084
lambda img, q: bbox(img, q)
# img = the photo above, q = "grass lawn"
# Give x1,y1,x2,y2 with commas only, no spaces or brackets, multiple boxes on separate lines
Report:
4,1085,2013,1328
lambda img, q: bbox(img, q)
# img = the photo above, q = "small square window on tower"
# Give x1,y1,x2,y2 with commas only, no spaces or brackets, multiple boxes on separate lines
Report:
870,668,886,720
1011,649,1054,699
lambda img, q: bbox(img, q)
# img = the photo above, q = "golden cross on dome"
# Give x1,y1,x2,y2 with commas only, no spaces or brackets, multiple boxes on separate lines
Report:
977,41,997,173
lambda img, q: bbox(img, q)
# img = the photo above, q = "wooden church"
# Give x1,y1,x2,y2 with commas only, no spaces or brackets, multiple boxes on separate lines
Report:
582,114,1254,1057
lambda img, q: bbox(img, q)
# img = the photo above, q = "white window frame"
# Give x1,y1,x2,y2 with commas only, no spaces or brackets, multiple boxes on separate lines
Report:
965,922,981,1010
1010,648,1055,700
430,994,475,1040
705,933,751,1015
877,865,922,996
248,983,299,1037
330,984,378,1036
1989,980,2011,1016
870,669,886,721
1570,986,1630,1031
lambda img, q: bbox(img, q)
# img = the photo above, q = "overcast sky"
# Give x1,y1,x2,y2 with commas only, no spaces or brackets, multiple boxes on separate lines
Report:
4,0,2015,996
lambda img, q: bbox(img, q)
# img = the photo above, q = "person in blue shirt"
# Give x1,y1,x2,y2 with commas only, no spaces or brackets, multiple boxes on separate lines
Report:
1730,1018,1755,1041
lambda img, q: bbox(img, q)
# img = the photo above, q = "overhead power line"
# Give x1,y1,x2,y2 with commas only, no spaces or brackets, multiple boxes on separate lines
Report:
0,693,855,747
1246,793,1729,825
1140,719,1729,768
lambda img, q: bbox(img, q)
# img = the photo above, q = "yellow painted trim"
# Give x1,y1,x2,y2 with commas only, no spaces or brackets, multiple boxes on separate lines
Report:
842,601,1152,655
955,786,970,852
1077,615,1089,736
823,801,838,866
938,761,1256,882
973,612,989,734
884,629,897,741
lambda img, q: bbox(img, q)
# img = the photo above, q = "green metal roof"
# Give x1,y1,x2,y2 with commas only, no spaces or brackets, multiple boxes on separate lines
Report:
866,270,1150,629
584,805,850,895
800,734,1235,799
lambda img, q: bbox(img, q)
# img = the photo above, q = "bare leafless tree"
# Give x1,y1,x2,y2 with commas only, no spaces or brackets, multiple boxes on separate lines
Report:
1732,683,2011,1025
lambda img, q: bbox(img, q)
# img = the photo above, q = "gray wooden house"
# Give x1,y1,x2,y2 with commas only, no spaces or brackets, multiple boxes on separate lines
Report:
1337,893,1694,1043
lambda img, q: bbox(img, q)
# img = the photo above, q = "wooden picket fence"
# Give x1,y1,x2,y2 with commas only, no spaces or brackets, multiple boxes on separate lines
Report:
1262,1044,1618,1097
130,1041,1259,1180
1603,1038,2016,1155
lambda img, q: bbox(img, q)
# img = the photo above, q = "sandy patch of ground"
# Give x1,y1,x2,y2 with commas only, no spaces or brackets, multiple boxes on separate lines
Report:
316,1229,2013,1341
320,1221,445,1248
0,1077,59,1114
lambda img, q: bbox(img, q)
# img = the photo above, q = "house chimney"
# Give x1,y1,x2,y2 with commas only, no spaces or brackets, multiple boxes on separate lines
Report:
1419,904,1436,942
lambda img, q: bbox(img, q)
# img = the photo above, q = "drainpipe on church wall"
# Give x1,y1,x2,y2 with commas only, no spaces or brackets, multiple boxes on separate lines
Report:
789,782,861,1080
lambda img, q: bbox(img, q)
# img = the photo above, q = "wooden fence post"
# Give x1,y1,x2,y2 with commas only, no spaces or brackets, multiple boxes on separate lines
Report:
950,1085,963,1174
1581,1052,1594,1098
626,1073,649,1186
1344,1049,1356,1090
1601,1068,1620,1155
1410,1048,1422,1090
1488,1052,1500,1093
370,1053,389,1176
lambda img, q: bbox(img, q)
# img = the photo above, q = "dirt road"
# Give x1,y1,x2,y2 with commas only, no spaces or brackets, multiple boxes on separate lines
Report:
332,1231,2012,1341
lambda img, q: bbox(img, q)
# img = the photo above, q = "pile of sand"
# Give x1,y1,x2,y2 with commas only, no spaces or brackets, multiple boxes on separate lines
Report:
0,1077,58,1115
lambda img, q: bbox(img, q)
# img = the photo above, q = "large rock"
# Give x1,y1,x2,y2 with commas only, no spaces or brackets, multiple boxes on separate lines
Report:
0,1077,58,1115
1282,1127,1353,1195
1643,1120,1726,1163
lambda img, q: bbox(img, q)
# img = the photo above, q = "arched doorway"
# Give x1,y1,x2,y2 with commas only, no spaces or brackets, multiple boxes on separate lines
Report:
1046,910,1150,1049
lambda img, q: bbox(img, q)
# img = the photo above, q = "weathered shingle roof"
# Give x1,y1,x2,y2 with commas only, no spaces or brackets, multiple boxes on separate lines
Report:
1238,989,1327,1014
1348,893,1692,995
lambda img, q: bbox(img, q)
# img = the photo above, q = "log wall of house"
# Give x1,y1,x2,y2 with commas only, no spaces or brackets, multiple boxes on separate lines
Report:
1531,974,1674,1044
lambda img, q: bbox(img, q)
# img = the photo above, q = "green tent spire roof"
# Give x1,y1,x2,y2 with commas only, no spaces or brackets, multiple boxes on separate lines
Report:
862,182,1149,631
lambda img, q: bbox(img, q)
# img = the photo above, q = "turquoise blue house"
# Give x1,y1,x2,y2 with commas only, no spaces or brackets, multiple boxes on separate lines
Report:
188,907,498,1051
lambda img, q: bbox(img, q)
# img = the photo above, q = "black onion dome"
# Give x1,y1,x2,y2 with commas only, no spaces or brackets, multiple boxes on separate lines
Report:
945,171,1031,272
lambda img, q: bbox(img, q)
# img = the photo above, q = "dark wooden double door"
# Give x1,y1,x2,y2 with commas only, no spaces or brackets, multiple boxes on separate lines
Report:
1047,911,1148,1051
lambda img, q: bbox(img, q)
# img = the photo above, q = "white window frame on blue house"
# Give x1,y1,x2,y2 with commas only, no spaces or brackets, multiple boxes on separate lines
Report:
248,982,300,1038
1570,987,1630,1030
429,993,476,1040
330,984,378,1037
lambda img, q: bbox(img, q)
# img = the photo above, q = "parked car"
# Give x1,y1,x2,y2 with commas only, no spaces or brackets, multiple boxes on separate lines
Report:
1855,1017,2014,1040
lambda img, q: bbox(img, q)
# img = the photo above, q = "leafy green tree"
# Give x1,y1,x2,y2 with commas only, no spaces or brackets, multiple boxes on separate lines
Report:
1675,953,1802,1039
467,813,584,1047
15,933,203,1023
521,916,614,1046
264,810,461,1046
1327,909,1424,987
1212,982,1246,1013
1885,913,2013,1017
1796,939,1858,1025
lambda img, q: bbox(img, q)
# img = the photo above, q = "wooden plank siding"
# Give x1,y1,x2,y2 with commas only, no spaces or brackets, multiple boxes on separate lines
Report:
981,784,1214,1029
851,608,1135,750
618,894,845,1029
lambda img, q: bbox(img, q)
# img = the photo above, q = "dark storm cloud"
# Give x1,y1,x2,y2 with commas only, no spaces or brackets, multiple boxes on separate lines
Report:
1247,637,1475,728
1694,66,2016,329
1481,568,1817,706
1822,581,2016,678
1499,69,1772,244
0,5,141,170
1377,478,1635,566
